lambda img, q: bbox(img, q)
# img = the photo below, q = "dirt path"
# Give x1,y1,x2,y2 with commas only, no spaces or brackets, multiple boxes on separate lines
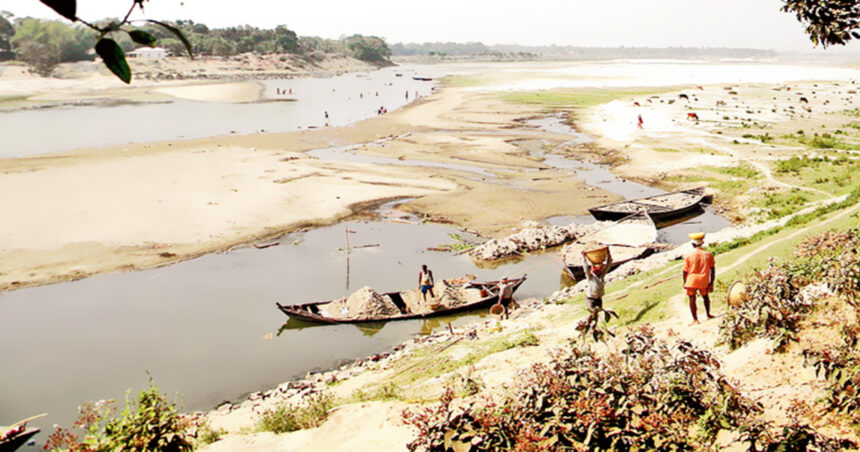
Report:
686,136,836,199
664,202,860,336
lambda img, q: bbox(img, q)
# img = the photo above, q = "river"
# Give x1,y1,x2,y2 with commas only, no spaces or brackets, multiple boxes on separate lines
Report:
0,65,438,158
0,64,730,445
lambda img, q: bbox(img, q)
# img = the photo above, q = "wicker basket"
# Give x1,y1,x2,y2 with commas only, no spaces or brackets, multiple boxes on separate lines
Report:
490,303,505,315
727,281,748,308
585,246,609,264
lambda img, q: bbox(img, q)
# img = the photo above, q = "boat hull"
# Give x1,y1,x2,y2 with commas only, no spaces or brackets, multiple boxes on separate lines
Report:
588,187,706,223
276,277,526,324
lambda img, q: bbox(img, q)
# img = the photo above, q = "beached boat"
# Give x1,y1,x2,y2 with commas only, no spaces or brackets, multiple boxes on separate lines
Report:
587,187,707,222
561,211,659,280
563,244,657,280
276,277,526,324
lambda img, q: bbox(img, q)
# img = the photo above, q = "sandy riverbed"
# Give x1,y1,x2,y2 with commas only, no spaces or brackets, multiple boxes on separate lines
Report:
0,70,616,292
3,61,858,293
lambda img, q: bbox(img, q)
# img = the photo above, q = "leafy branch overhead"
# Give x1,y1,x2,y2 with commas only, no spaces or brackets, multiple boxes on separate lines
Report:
781,0,860,47
38,0,192,83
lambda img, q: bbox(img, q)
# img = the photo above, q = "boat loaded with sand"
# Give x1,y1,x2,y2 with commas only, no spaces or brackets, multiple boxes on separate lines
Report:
588,187,708,222
562,211,661,280
277,277,526,324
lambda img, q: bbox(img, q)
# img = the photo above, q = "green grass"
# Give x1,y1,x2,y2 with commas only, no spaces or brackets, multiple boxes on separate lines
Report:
556,193,860,329
773,155,857,196
755,188,818,220
711,163,760,180
741,133,773,143
498,87,675,108
438,233,476,252
654,147,681,153
363,328,545,399
257,391,334,433
442,75,487,87
0,94,29,103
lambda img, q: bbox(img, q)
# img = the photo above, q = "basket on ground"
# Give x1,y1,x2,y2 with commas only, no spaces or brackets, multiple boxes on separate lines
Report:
727,281,748,308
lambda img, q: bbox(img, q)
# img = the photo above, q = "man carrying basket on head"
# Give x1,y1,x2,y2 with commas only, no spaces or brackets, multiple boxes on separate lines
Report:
683,232,716,325
582,246,612,309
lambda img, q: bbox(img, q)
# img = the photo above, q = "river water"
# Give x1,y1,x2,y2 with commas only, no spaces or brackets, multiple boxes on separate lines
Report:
1,67,730,444
0,65,438,158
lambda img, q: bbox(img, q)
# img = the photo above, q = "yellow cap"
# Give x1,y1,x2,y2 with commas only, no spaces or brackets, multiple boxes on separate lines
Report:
689,232,705,240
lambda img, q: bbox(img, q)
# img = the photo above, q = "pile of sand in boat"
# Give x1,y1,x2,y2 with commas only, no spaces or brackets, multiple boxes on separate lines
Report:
318,280,484,320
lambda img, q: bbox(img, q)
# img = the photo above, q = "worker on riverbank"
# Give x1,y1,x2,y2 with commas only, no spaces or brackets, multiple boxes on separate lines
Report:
582,247,612,309
418,264,435,302
496,276,519,318
683,233,716,325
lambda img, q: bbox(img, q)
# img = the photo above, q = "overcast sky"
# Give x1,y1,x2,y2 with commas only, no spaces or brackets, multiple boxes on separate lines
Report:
4,0,859,53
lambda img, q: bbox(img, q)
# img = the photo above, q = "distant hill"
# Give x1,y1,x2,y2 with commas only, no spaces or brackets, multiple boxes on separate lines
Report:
391,42,777,60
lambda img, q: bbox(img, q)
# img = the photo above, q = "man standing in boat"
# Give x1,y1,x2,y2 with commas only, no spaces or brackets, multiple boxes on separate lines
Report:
582,247,612,309
683,232,716,325
418,265,435,302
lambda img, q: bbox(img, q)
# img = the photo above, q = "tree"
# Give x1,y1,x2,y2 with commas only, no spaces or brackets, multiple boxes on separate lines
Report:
781,0,860,47
33,0,193,83
0,12,14,60
10,18,94,75
344,34,391,64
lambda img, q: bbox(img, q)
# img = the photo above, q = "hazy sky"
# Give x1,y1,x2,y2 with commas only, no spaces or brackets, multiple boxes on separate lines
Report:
4,0,859,53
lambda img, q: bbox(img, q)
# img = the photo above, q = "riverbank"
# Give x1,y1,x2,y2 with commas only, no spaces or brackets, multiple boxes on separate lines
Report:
5,60,860,448
0,68,623,293
0,53,380,108
196,198,860,451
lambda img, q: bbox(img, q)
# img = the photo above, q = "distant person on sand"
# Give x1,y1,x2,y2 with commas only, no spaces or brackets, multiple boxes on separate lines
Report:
405,90,409,100
582,248,612,309
683,233,716,325
637,114,644,129
419,265,435,302
324,111,329,126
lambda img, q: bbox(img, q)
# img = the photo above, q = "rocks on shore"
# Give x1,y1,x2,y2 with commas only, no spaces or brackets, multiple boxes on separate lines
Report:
470,221,610,261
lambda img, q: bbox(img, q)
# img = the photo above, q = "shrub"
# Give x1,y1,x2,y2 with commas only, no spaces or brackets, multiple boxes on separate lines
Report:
793,229,860,304
804,324,860,419
257,391,334,433
718,262,810,351
403,327,759,451
45,380,192,452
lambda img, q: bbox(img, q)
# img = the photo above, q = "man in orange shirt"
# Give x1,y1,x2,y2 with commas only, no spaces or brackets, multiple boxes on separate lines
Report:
683,233,716,324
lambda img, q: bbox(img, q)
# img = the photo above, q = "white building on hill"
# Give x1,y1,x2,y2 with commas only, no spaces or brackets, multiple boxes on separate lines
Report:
127,47,170,59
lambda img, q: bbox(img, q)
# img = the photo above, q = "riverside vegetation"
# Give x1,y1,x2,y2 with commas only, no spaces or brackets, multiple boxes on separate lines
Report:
45,225,860,450
1,3,391,80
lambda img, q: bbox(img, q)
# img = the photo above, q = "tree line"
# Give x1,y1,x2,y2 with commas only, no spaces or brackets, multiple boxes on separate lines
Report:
391,42,778,59
0,12,391,77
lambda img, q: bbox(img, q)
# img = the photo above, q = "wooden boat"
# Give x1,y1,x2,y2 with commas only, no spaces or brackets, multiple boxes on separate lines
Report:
588,187,707,222
586,210,657,247
563,244,656,280
561,211,659,280
412,76,433,81
276,277,526,324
